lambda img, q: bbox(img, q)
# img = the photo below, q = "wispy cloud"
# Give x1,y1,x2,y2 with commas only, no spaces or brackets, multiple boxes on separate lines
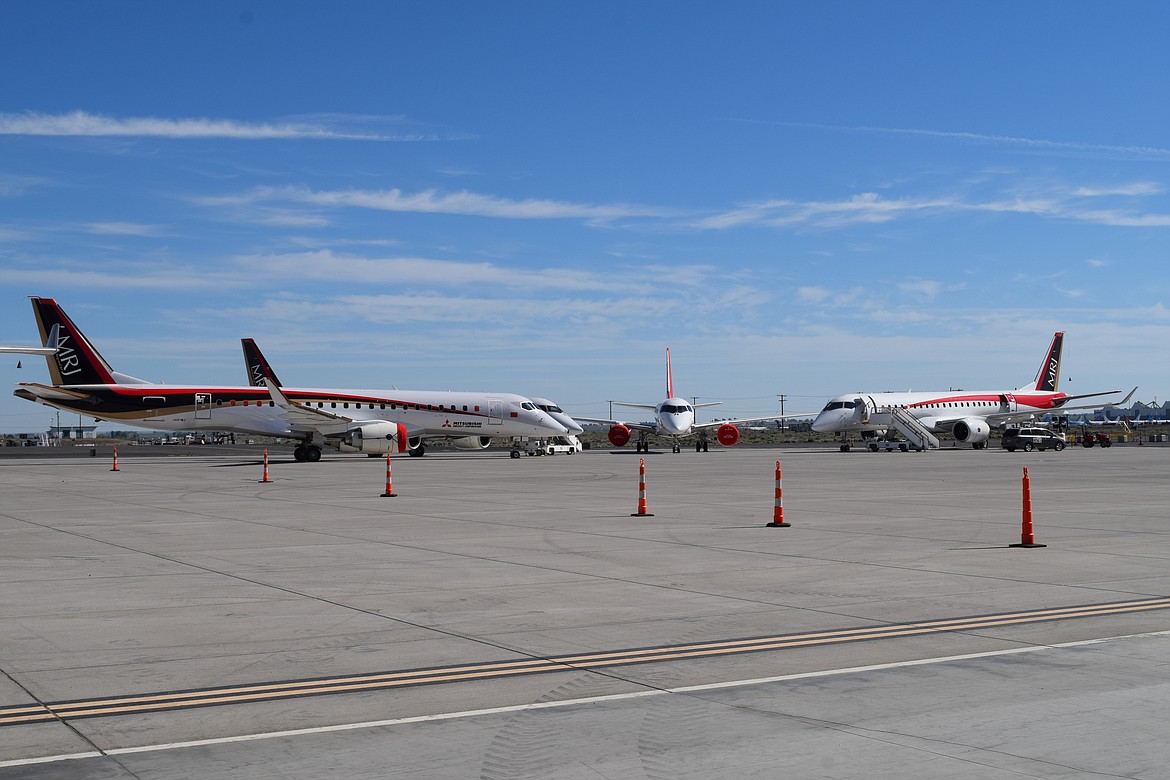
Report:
0,111,447,141
82,222,168,237
1074,183,1163,197
694,190,1170,231
200,185,684,222
746,120,1170,160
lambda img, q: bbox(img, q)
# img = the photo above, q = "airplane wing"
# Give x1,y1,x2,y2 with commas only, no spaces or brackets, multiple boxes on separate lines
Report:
928,387,1138,430
265,383,426,440
575,416,658,434
0,346,57,356
692,413,806,430
692,406,821,430
266,383,366,437
1,324,61,356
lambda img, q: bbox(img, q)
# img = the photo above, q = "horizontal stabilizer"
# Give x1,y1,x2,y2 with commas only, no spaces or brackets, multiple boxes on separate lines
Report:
14,382,96,402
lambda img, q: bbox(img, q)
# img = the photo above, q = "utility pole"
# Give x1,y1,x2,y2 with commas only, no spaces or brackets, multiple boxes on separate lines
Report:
777,394,787,430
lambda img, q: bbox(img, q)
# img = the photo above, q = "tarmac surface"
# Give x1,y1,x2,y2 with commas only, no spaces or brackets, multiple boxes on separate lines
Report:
1,442,1169,778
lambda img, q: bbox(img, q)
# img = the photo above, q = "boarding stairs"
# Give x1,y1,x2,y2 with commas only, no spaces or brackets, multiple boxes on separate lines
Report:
887,406,941,450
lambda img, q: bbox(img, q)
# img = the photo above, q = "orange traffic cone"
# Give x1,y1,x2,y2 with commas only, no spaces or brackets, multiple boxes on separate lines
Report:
1010,466,1045,548
380,452,397,497
259,448,271,483
631,457,653,516
110,446,120,472
766,460,790,527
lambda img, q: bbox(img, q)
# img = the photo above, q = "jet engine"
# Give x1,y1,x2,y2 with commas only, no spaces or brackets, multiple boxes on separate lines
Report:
716,423,740,446
608,424,632,447
451,435,492,450
341,421,408,454
952,418,991,446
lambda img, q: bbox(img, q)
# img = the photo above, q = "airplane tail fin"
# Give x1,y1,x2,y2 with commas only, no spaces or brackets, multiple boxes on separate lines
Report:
30,297,118,386
241,338,283,388
1023,331,1063,393
666,347,674,398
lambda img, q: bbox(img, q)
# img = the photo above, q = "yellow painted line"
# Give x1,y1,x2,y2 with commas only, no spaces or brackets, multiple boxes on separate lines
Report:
2,597,1168,728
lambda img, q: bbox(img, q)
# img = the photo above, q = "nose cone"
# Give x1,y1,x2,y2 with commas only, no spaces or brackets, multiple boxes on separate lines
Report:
537,412,569,435
661,414,689,436
554,414,585,435
528,397,581,435
811,411,836,433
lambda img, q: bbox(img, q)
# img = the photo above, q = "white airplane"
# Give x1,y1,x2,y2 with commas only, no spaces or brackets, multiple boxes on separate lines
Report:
11,297,567,462
578,347,786,453
238,336,569,458
811,331,1135,451
529,397,584,436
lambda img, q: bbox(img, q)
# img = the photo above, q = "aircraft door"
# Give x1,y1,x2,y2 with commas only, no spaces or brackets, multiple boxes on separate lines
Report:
488,399,504,425
999,393,1017,413
853,396,877,424
195,393,212,420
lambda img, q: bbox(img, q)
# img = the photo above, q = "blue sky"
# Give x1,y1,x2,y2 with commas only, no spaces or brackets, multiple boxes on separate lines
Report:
2,2,1169,433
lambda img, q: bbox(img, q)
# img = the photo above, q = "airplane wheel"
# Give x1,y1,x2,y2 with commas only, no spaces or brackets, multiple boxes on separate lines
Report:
293,446,306,462
840,444,851,452
306,445,321,462
409,445,426,457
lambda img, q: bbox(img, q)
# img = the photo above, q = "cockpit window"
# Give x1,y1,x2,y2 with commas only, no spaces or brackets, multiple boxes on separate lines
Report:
519,402,536,410
820,400,856,411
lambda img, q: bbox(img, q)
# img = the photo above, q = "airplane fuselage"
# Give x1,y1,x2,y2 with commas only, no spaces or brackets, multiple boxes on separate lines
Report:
654,398,697,437
811,389,1071,434
15,382,565,441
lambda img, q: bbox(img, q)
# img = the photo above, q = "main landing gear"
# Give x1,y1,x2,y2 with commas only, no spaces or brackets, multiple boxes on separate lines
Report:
293,444,322,462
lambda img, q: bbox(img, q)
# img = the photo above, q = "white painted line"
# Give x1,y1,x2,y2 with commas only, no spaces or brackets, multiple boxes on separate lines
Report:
5,629,1169,769
0,751,103,768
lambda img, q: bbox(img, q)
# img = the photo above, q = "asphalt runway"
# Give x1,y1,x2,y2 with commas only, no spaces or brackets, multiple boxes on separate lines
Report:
2,443,1169,778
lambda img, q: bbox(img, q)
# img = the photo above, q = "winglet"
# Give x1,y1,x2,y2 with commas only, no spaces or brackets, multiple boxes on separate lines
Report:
266,381,294,409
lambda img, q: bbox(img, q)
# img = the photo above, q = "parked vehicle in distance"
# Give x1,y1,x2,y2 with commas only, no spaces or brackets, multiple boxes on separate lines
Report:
1001,427,1066,452
1080,432,1113,448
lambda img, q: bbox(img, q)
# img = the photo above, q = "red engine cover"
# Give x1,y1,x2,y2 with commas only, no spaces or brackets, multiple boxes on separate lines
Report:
608,424,631,447
716,423,740,447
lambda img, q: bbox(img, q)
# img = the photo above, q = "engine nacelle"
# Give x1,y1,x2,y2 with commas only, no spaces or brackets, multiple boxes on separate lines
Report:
952,417,991,445
716,423,740,447
608,424,631,447
451,435,492,450
341,421,408,454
